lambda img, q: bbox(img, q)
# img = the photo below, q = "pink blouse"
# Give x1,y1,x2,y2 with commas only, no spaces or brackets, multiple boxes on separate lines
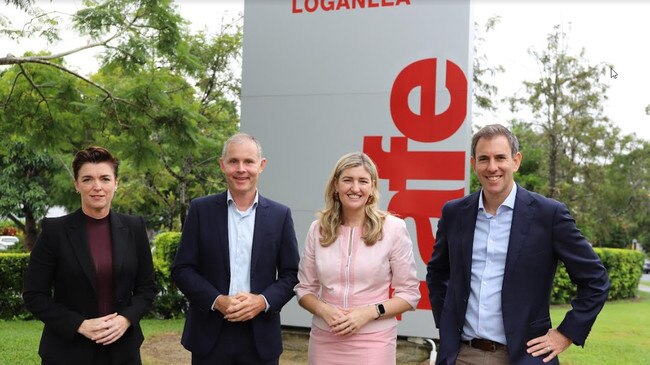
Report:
295,215,420,333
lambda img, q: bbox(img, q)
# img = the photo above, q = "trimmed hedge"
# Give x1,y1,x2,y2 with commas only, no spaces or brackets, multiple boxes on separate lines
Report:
551,248,645,304
0,253,30,319
0,242,645,319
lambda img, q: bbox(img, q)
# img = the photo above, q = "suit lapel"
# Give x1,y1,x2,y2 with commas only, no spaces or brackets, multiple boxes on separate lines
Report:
216,193,231,274
460,192,480,286
504,186,535,282
110,212,128,279
67,209,97,293
250,195,268,274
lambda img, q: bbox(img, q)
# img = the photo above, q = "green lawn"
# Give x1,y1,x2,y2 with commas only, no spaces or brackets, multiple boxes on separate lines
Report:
2,292,649,364
0,318,187,365
551,291,650,365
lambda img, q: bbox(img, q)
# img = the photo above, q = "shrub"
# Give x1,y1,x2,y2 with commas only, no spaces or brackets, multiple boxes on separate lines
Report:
1,231,191,319
551,248,645,304
597,248,645,299
150,232,187,318
0,253,31,319
1,226,17,236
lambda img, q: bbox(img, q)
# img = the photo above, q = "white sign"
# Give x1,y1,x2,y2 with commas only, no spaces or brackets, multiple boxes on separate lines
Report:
241,0,472,338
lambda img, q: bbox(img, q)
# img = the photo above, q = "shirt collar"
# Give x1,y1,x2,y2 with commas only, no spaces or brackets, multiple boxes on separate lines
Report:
478,183,518,212
227,190,259,209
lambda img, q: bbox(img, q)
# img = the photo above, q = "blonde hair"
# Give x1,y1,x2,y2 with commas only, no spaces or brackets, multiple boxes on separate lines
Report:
318,152,388,246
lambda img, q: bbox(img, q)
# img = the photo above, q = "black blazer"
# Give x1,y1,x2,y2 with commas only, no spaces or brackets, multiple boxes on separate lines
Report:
23,209,156,365
427,186,609,365
172,192,300,361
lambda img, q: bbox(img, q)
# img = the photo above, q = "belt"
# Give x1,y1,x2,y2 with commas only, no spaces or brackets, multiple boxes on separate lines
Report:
461,338,506,352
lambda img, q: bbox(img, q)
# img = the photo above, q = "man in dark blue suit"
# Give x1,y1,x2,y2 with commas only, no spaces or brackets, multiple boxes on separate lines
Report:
426,124,609,365
172,133,300,365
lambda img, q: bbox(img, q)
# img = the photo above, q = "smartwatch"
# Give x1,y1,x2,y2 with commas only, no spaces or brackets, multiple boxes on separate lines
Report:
375,303,386,319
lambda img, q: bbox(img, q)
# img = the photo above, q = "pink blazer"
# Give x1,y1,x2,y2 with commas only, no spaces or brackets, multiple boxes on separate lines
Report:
295,215,420,333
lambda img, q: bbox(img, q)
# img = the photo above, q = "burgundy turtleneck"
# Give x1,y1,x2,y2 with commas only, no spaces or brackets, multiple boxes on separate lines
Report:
85,213,114,316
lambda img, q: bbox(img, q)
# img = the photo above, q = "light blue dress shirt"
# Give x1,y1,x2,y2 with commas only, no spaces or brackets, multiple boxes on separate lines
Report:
462,184,517,344
227,190,258,295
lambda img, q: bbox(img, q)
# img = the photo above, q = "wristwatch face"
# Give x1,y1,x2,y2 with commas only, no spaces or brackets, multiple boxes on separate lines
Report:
378,303,386,316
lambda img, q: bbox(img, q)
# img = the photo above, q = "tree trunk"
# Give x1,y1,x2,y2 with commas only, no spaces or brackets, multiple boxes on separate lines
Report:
22,206,38,252
178,157,193,231
548,133,558,199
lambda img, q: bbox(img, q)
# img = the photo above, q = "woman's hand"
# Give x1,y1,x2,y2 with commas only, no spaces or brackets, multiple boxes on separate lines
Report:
77,313,117,340
77,313,132,345
330,305,375,336
316,301,347,328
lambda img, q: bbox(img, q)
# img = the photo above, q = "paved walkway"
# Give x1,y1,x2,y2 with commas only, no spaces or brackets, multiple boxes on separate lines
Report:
639,273,650,293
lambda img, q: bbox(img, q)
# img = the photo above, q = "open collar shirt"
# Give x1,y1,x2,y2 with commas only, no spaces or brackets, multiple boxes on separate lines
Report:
462,184,517,344
226,190,258,296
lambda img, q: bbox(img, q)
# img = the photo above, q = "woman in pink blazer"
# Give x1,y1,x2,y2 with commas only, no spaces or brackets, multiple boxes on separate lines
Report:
295,152,420,365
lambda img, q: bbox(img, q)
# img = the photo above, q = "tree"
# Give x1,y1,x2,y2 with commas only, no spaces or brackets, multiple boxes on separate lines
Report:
1,1,243,244
594,141,650,249
2,0,32,11
472,16,504,122
505,24,650,247
469,16,505,193
0,142,59,250
510,24,621,202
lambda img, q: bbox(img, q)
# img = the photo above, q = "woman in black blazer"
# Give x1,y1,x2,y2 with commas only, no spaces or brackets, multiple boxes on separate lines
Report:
23,146,156,365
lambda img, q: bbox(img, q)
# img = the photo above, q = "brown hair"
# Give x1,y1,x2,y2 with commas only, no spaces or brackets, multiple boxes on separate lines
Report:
471,124,520,158
72,146,119,180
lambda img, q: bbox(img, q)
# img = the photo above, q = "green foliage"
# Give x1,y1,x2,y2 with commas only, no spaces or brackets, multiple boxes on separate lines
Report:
551,261,575,305
510,24,627,215
0,253,30,319
151,232,186,318
153,231,182,273
597,248,645,300
1,1,243,235
551,248,645,304
507,36,648,248
472,16,504,119
0,142,62,250
510,120,547,194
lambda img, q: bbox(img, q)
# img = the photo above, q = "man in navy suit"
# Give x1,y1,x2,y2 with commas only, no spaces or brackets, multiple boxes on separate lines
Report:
426,124,609,365
172,133,299,365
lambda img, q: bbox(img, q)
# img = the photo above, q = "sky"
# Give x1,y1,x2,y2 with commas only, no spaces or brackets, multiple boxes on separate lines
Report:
2,0,649,141
472,1,650,142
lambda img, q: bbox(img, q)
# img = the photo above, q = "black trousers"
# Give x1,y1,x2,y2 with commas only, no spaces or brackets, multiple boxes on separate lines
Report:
42,344,141,365
191,321,279,365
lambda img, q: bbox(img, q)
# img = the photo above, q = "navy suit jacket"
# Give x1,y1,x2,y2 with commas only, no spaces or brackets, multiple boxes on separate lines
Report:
23,209,156,364
171,192,299,361
426,185,609,365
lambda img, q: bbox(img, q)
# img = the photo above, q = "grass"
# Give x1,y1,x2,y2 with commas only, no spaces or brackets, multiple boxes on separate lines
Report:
0,318,185,365
640,280,650,287
551,291,650,365
2,293,649,365
0,319,42,364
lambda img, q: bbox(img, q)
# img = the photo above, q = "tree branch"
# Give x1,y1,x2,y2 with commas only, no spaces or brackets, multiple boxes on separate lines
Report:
6,213,25,232
17,63,53,119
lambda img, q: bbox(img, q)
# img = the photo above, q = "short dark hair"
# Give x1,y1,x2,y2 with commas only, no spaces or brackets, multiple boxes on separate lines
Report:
72,146,119,180
471,124,520,158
